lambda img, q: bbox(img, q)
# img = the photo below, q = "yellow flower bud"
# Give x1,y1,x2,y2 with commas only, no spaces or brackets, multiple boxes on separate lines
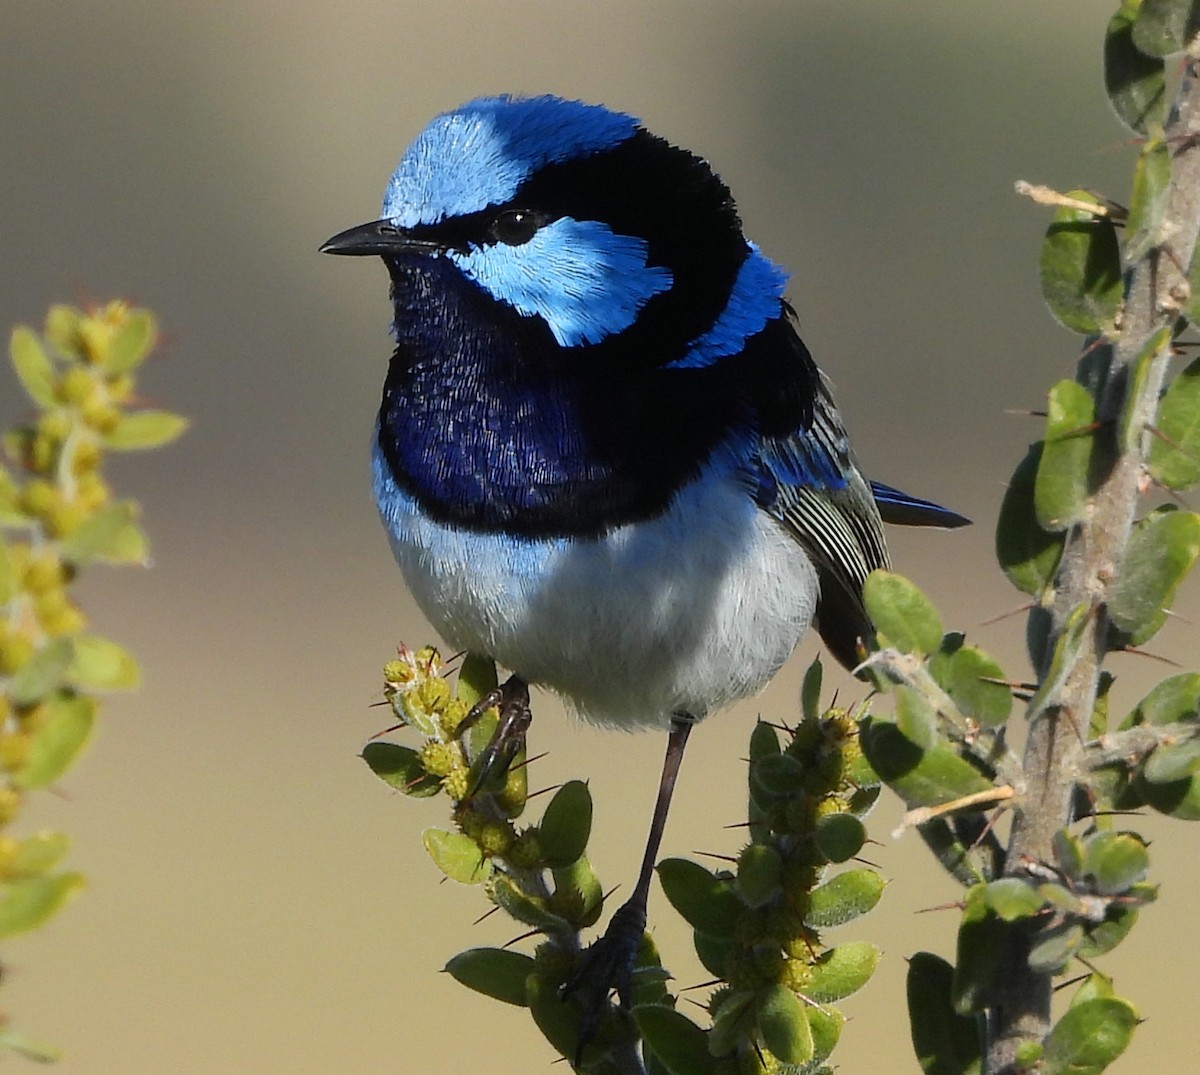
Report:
0,837,19,877
0,632,35,676
41,606,86,637
0,733,30,773
57,366,95,406
22,553,65,593
0,787,23,827
78,318,112,366
19,480,58,518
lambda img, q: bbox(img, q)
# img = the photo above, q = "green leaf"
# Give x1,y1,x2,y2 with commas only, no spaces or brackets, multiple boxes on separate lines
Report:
983,878,1046,922
360,742,440,797
862,721,995,809
952,888,1009,1014
919,817,996,887
1028,919,1084,974
751,751,806,802
421,828,490,885
488,874,570,933
1140,769,1200,818
1079,905,1139,960
14,695,95,789
635,1005,716,1075
0,873,84,938
934,644,1012,728
801,658,823,722
1150,357,1200,490
813,812,866,863
657,859,741,938
1028,604,1092,715
444,948,535,1007
0,1026,63,1063
1105,8,1167,133
0,537,15,604
1108,508,1200,644
1042,997,1137,1075
103,410,189,451
805,868,886,928
907,952,983,1075
526,972,583,1063
68,634,139,690
806,1004,845,1067
538,780,592,868
1071,973,1115,1008
1132,0,1200,56
6,639,72,707
895,686,938,750
1054,829,1086,879
10,831,70,877
1082,832,1149,895
631,933,671,1009
59,501,142,566
693,930,733,980
1039,192,1123,334
1144,737,1200,783
552,854,603,928
104,311,156,374
708,988,757,1057
950,887,1017,1012
757,984,813,1066
863,570,943,655
1126,672,1200,726
749,719,780,761
1036,381,1098,531
1124,135,1171,261
736,843,782,908
997,444,1065,595
10,327,56,407
807,941,879,1001
1121,324,1173,453
456,653,497,711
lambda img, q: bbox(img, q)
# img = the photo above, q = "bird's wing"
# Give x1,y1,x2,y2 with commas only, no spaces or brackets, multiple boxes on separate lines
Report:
754,376,890,670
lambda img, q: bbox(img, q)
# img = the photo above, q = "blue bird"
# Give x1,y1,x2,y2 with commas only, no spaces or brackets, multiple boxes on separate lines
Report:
322,94,966,1053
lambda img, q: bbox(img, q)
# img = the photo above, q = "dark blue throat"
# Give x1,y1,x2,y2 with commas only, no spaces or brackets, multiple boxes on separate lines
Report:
377,255,820,540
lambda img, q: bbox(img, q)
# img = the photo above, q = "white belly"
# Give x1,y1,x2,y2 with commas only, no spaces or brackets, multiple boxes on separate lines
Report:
372,443,819,730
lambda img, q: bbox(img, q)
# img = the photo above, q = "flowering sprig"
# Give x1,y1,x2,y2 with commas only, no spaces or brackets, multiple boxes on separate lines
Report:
0,301,184,1060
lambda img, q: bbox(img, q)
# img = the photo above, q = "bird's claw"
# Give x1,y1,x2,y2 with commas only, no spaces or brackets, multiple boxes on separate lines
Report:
561,898,647,1066
460,675,531,797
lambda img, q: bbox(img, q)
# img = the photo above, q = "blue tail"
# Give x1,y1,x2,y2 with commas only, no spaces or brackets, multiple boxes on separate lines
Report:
870,481,970,529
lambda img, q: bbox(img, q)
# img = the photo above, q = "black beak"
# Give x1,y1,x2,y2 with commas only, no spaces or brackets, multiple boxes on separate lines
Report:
319,219,442,257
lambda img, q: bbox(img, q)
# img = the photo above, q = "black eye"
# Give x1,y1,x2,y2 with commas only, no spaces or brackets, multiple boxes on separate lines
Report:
489,209,546,246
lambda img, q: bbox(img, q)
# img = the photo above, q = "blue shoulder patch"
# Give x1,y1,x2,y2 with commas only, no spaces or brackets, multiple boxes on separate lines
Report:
668,246,789,369
756,433,849,501
381,95,641,227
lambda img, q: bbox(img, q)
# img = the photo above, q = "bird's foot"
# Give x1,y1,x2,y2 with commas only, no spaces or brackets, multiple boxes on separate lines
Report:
459,674,531,797
560,896,647,1065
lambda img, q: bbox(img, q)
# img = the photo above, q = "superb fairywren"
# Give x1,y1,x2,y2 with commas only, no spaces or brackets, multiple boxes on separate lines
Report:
322,94,966,1052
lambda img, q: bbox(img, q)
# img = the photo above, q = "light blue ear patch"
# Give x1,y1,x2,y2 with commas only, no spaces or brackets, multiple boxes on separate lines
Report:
449,217,673,347
382,95,640,227
668,247,789,368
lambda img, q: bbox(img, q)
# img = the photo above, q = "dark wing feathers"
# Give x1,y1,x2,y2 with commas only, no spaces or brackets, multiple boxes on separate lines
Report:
756,378,889,670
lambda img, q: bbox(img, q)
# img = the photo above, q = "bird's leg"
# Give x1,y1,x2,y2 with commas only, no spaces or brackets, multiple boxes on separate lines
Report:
458,674,532,797
562,713,695,1061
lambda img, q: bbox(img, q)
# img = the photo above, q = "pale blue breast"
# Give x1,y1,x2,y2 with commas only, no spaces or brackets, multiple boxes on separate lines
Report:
372,436,820,729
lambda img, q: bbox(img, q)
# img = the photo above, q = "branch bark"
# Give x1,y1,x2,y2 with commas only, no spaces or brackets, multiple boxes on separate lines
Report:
985,44,1200,1075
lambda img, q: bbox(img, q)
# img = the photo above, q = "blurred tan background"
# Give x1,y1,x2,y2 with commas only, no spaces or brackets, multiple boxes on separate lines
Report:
2,2,1198,1072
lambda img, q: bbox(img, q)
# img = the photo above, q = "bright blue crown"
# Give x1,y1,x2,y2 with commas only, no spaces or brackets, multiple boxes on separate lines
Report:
381,95,641,227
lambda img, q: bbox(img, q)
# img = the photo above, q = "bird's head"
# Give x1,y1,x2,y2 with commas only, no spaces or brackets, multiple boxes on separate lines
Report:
323,95,820,538
321,94,784,364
